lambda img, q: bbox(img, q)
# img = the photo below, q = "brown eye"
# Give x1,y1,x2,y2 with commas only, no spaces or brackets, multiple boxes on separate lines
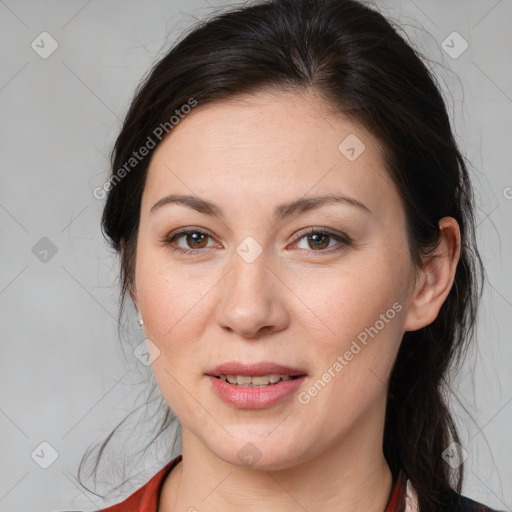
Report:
307,233,330,250
184,232,209,249
163,228,217,255
291,228,351,256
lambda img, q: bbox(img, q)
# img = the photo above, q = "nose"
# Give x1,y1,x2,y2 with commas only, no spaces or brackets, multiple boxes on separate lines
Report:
215,250,289,338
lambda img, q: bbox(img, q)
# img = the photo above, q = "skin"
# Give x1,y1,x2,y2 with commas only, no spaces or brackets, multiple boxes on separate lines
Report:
128,89,461,511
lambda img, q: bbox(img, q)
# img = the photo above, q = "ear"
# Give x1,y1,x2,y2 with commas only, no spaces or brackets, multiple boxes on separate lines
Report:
403,217,461,332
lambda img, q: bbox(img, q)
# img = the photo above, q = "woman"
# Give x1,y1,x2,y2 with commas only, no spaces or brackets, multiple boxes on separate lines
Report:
80,0,503,510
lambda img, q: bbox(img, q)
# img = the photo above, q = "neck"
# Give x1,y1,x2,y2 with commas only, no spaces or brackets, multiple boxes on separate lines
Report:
160,423,394,512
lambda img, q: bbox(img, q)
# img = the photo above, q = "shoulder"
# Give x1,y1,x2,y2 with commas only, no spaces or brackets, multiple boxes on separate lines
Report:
440,488,506,512
96,454,182,512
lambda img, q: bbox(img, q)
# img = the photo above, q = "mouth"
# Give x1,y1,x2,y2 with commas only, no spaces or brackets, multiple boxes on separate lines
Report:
206,361,307,408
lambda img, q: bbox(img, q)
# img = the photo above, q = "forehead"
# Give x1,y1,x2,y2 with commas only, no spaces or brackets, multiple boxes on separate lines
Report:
143,89,395,215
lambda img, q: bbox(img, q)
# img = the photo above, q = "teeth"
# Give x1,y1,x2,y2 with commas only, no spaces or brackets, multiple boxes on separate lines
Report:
218,374,297,386
237,375,252,385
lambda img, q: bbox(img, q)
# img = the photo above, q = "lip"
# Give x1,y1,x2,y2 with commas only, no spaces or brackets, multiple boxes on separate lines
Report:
207,374,307,409
207,361,307,377
205,361,308,409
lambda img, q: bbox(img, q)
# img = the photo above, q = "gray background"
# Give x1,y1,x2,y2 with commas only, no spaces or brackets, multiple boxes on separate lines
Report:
0,0,511,510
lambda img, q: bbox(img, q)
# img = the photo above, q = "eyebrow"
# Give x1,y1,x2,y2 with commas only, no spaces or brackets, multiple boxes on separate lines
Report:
150,193,372,221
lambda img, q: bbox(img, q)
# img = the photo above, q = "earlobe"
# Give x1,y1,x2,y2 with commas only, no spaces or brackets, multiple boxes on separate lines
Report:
403,217,461,332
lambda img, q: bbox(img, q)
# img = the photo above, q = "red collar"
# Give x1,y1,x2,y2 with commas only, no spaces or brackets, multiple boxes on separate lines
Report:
384,469,407,512
99,455,182,512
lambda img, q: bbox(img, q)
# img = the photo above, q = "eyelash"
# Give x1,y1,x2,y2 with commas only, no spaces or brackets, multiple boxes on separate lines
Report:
161,227,351,257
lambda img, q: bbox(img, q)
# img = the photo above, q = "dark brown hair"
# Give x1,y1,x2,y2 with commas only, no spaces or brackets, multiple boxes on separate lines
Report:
79,1,484,509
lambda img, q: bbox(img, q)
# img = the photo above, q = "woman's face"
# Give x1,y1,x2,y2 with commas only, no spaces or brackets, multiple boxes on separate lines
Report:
133,90,418,469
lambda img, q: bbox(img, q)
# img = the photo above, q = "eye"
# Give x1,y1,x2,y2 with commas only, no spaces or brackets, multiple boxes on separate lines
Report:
290,227,351,255
162,227,219,255
161,227,351,256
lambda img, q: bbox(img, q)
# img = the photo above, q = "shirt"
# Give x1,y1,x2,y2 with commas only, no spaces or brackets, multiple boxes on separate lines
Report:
97,454,502,512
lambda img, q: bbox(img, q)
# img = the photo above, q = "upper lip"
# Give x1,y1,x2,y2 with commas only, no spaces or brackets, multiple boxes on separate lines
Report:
207,361,307,377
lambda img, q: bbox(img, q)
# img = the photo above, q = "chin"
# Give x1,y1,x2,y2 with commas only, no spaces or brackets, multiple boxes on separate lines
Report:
207,433,308,471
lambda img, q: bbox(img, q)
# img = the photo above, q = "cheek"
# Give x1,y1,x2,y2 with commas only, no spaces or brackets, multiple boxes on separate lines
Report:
293,251,408,349
291,253,408,410
135,247,215,343
134,254,217,411
136,260,211,416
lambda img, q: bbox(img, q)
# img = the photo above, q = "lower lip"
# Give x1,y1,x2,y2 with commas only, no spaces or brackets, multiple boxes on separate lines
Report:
207,375,306,409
